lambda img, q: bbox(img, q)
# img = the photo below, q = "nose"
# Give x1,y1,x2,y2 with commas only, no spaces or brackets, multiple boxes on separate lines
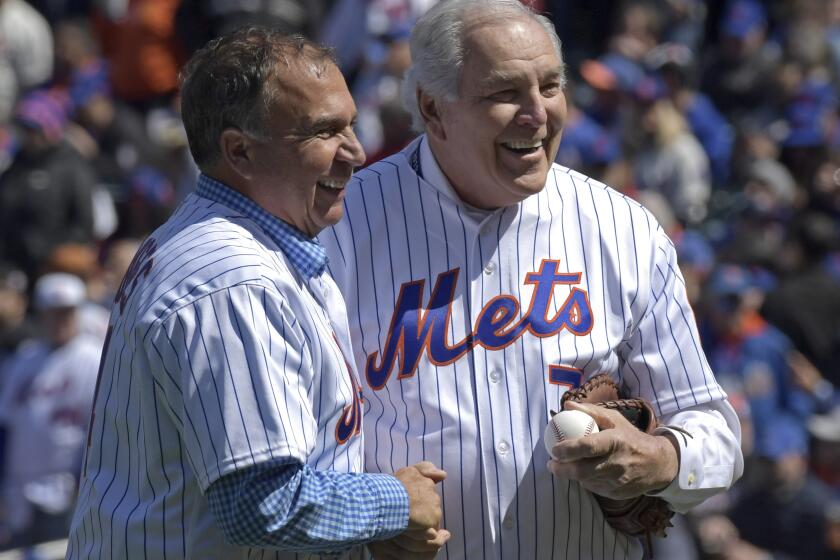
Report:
515,90,548,128
339,128,367,168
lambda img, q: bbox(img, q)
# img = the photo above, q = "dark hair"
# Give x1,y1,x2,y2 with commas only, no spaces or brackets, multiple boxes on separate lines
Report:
179,26,336,170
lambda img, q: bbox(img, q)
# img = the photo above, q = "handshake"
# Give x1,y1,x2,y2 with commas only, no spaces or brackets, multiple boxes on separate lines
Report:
370,461,450,560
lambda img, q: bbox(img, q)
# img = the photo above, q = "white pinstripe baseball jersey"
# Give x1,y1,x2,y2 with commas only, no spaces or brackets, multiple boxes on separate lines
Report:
67,191,365,559
0,332,102,533
321,136,727,560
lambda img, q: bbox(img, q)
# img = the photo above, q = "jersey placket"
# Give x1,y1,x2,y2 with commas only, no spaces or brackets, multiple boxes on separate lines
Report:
466,209,522,558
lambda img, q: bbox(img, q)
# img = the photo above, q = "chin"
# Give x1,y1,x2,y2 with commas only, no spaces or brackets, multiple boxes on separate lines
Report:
511,172,549,197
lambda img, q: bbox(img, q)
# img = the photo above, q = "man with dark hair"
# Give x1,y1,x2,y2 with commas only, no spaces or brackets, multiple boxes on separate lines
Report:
67,27,448,559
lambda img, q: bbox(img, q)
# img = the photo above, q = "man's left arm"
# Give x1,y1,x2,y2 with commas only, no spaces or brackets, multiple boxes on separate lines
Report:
550,226,743,508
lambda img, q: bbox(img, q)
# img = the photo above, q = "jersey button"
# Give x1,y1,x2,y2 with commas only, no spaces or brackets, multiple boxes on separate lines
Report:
503,516,515,529
497,440,510,455
483,261,496,275
489,369,502,383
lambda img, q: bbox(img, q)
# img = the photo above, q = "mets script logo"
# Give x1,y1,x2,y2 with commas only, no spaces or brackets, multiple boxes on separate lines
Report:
365,259,593,389
333,334,364,444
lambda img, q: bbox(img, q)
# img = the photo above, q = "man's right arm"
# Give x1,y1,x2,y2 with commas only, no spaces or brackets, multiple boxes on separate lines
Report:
206,458,446,554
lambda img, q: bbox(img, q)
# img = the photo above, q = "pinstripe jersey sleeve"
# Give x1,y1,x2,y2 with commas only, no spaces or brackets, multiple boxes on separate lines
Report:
146,281,317,490
618,224,723,416
207,458,408,552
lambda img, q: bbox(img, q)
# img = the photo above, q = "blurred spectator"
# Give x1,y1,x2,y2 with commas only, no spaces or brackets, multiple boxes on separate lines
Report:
701,0,781,121
808,407,840,489
633,96,711,225
0,273,102,551
813,155,840,218
120,165,175,237
761,212,840,387
53,18,169,223
556,80,625,183
91,0,186,107
645,42,735,186
701,264,826,442
320,0,436,75
176,0,327,55
607,0,662,62
659,0,706,52
675,228,716,306
579,52,645,133
0,263,34,371
718,158,802,267
96,237,140,305
780,77,838,189
0,0,54,106
729,416,836,559
351,7,414,159
43,242,110,339
0,90,98,280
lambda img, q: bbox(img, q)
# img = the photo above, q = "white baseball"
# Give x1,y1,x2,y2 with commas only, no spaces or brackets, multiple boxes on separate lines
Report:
543,409,600,458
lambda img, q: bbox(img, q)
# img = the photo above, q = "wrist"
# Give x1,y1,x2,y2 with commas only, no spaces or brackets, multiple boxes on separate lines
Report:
651,432,680,492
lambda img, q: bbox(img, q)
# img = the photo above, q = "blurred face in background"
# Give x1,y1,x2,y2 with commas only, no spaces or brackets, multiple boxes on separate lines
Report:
40,306,79,346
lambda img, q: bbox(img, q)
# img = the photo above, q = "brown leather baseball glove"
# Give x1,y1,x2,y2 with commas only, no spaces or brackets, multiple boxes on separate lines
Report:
557,374,677,549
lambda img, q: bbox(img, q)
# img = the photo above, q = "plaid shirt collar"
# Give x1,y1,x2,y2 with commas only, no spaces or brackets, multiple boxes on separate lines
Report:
196,174,328,279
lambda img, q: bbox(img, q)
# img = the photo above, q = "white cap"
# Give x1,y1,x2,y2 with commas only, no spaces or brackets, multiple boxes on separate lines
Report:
33,273,86,310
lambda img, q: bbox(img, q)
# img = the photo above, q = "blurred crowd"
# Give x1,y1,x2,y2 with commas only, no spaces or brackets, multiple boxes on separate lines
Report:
0,0,837,558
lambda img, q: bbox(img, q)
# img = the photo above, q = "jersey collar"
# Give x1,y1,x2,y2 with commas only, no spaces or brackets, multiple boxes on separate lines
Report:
195,173,328,279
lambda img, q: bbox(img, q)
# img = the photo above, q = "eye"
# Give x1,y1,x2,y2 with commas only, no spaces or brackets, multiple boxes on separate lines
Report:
540,83,561,97
488,90,517,103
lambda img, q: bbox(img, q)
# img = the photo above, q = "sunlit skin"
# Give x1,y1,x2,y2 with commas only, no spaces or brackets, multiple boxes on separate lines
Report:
421,16,567,210
216,58,366,237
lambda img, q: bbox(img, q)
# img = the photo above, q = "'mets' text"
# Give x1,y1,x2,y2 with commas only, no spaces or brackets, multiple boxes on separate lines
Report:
366,259,594,389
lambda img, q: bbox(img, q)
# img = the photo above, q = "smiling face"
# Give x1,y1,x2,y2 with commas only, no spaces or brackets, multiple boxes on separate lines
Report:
243,61,365,237
423,16,566,209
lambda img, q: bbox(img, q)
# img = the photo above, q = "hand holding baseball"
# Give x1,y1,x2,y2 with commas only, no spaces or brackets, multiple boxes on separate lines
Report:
544,409,600,458
547,402,679,499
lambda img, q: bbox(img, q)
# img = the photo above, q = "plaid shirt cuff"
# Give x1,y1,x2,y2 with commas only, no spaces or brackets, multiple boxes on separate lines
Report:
207,460,409,553
362,472,411,539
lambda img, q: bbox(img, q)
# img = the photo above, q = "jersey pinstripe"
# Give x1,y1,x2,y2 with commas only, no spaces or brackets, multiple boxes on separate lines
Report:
67,192,365,560
320,136,726,560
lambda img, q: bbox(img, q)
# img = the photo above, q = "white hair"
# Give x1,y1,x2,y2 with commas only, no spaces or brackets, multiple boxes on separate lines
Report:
403,0,565,132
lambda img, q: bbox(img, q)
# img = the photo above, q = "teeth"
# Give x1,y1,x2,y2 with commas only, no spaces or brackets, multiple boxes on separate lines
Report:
317,180,344,190
503,139,543,150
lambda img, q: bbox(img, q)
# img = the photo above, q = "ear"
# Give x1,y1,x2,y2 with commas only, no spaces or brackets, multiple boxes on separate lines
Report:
219,128,256,180
418,88,447,141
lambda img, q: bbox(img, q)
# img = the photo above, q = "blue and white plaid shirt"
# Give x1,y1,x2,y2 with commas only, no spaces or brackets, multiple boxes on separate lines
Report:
197,174,409,554
196,173,328,278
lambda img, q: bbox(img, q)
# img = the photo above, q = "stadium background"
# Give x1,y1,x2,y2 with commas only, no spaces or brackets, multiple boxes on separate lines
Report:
0,0,837,558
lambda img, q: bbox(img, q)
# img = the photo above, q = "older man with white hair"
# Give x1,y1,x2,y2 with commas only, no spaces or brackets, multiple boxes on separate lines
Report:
321,1,744,558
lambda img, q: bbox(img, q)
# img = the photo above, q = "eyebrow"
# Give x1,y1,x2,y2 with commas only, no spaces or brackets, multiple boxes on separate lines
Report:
481,66,564,88
299,114,357,133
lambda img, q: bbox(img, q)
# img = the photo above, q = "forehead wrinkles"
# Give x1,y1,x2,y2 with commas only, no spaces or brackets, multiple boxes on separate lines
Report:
461,21,560,91
267,60,327,102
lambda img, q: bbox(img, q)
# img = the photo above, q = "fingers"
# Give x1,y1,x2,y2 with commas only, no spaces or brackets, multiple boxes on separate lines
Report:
413,461,447,483
563,401,622,430
547,455,609,482
550,430,617,462
369,530,451,560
